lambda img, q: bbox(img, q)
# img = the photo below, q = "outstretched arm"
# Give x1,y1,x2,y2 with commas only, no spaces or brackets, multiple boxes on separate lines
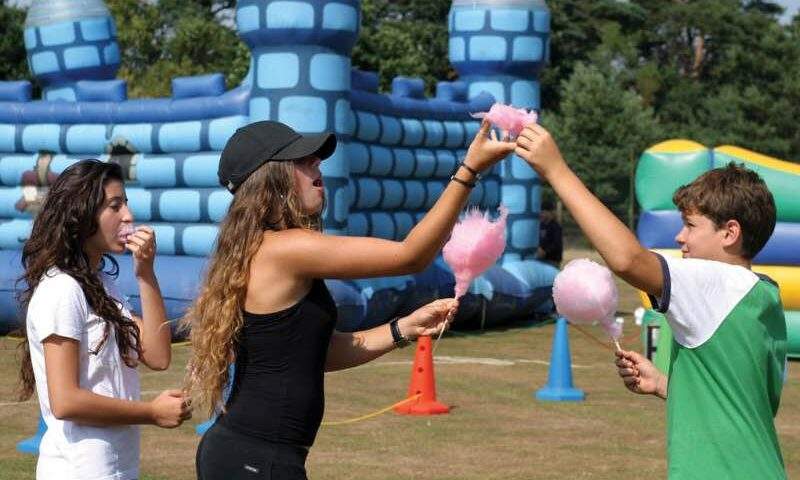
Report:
262,122,516,280
515,124,663,297
325,299,457,372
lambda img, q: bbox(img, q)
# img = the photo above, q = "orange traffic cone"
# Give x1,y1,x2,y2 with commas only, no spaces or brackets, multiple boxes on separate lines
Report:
394,335,450,415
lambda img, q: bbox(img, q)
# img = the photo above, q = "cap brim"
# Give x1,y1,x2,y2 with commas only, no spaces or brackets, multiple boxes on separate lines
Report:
272,133,337,161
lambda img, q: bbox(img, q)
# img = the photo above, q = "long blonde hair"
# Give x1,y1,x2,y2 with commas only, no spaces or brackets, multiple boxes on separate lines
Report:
182,160,321,414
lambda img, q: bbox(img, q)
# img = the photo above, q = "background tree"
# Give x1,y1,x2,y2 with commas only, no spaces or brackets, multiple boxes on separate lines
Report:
541,0,648,111
0,2,32,84
628,0,798,157
107,0,249,98
543,61,663,224
352,0,453,95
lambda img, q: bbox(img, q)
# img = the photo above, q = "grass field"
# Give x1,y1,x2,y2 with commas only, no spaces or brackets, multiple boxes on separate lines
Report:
1,249,798,479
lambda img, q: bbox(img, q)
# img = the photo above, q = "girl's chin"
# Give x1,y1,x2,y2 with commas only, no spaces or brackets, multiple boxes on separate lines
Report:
302,209,323,217
301,202,324,215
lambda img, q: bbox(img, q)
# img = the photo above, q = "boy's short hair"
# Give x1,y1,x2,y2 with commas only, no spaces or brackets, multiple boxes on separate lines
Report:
541,199,555,212
672,162,776,259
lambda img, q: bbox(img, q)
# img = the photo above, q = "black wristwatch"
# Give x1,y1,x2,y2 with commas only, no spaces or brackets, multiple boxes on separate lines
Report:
389,317,410,348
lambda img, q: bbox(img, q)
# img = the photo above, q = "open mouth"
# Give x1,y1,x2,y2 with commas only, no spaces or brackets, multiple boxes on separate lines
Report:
313,178,324,188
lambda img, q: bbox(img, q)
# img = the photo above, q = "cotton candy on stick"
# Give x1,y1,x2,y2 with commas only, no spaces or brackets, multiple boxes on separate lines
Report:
119,224,135,243
433,206,508,347
602,318,624,348
442,205,509,298
471,103,538,139
552,259,622,350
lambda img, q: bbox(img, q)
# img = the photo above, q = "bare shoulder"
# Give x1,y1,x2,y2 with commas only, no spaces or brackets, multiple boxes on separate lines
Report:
262,228,324,245
253,227,335,276
257,228,325,260
248,229,316,312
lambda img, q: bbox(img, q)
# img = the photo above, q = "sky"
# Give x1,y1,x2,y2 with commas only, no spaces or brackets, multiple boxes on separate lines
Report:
779,0,800,23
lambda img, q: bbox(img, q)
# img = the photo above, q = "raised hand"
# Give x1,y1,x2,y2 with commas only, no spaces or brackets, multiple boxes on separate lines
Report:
514,123,568,179
126,226,157,279
398,298,459,340
615,349,668,399
463,120,517,172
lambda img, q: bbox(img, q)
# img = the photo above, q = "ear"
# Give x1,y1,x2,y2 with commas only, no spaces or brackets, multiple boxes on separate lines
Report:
720,219,742,248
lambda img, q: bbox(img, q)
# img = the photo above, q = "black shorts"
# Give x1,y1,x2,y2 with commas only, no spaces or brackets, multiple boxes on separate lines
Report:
196,422,309,480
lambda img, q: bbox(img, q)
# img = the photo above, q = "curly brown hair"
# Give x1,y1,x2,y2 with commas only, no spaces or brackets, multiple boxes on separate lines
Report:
673,162,776,259
182,160,322,415
16,159,143,401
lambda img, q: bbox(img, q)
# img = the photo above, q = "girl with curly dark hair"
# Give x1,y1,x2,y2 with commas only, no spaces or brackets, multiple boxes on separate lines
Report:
17,159,192,480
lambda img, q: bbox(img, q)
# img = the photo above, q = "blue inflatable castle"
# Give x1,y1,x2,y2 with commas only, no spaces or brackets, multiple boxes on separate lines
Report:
0,0,557,333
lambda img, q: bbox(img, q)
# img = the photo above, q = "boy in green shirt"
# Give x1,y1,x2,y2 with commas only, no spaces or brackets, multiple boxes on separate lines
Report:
514,124,786,479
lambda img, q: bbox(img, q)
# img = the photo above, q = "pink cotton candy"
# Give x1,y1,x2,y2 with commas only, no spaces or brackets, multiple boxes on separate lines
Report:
118,224,135,242
552,259,618,326
443,205,508,298
471,103,538,137
602,318,623,341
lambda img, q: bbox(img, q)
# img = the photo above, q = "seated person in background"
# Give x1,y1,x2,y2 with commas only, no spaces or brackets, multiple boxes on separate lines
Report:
536,199,563,268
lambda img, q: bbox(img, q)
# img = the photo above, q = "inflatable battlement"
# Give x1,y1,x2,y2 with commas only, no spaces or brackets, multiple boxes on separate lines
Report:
0,71,492,122
350,70,493,118
0,69,495,156
0,0,558,334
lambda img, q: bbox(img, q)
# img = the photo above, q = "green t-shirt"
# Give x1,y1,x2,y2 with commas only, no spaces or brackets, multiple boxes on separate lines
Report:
651,255,787,479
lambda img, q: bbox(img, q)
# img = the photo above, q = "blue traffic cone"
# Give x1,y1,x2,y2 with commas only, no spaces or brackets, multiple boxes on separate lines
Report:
196,363,236,435
17,415,46,455
535,317,585,402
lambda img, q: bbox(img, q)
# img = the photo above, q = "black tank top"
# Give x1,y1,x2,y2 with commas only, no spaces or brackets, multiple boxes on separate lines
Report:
218,279,337,447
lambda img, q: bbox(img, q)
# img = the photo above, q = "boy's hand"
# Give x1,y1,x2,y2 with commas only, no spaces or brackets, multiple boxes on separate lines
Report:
615,350,668,399
462,120,516,172
515,124,567,179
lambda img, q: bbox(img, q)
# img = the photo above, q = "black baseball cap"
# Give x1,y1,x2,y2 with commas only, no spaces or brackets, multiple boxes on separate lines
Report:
218,121,337,192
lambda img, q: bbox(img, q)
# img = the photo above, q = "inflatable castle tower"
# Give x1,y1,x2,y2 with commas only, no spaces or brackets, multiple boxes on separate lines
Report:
449,0,550,262
0,0,556,332
24,0,122,102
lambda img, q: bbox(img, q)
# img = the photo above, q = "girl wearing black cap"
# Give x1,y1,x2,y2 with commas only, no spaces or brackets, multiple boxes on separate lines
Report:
185,120,514,479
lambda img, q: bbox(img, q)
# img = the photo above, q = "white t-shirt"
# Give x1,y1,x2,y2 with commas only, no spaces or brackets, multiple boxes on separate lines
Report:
27,268,140,480
650,254,760,348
